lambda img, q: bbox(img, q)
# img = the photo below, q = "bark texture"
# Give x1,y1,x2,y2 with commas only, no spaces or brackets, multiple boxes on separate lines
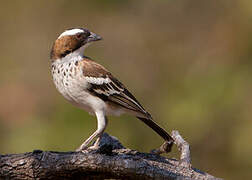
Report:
0,132,221,180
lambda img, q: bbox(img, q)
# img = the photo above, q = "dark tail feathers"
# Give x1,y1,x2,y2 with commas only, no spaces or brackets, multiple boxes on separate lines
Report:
137,117,174,143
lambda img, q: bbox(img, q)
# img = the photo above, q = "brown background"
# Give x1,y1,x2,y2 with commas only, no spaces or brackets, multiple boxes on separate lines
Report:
0,1,251,179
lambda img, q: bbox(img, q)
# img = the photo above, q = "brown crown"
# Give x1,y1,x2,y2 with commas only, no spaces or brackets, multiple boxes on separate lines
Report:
50,32,89,61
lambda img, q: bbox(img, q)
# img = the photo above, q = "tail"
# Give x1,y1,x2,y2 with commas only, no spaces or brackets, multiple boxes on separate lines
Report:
137,116,174,143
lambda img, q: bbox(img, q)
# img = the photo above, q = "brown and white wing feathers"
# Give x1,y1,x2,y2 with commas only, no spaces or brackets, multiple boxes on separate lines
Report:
81,58,174,143
81,58,149,117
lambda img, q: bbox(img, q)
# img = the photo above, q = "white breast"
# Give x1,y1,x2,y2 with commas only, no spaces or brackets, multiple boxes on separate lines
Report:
51,59,107,114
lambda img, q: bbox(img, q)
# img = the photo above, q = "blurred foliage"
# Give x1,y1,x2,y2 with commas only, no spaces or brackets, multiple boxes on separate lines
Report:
0,0,252,179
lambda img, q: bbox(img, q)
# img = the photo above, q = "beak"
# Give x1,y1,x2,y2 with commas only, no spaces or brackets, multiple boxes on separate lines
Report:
87,32,102,42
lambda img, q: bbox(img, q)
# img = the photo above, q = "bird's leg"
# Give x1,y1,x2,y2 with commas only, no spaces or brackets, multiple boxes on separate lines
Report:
89,116,108,149
76,130,99,151
92,133,102,147
76,111,107,151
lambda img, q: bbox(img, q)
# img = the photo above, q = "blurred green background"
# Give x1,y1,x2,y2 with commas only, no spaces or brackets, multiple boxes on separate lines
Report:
0,0,251,179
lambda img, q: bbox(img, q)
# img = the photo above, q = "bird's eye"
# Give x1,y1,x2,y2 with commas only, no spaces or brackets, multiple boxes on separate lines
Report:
77,34,82,38
83,31,90,38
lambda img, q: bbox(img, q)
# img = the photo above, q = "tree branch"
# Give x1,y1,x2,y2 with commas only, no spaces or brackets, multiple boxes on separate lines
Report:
0,131,221,180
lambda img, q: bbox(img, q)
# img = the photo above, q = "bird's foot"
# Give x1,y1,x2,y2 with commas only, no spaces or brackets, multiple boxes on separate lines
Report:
76,137,101,152
76,142,89,152
87,143,100,151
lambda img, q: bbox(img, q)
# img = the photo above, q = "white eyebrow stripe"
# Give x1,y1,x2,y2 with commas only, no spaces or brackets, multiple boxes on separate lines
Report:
58,29,84,39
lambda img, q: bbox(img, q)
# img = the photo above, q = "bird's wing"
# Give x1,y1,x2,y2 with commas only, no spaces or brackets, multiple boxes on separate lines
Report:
81,58,174,143
81,58,149,116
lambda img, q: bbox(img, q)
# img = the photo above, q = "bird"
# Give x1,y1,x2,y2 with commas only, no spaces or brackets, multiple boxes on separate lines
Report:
50,28,174,151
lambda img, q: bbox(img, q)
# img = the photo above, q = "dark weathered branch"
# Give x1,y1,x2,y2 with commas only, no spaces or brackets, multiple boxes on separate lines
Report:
0,132,221,180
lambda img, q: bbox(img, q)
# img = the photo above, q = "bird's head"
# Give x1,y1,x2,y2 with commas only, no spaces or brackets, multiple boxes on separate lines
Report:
50,28,102,61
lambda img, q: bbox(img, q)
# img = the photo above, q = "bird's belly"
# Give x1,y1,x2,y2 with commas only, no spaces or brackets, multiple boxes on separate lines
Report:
52,63,107,114
53,73,126,116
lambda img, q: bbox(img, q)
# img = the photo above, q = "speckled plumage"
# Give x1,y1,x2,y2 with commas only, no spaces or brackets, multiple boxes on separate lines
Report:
50,28,174,151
